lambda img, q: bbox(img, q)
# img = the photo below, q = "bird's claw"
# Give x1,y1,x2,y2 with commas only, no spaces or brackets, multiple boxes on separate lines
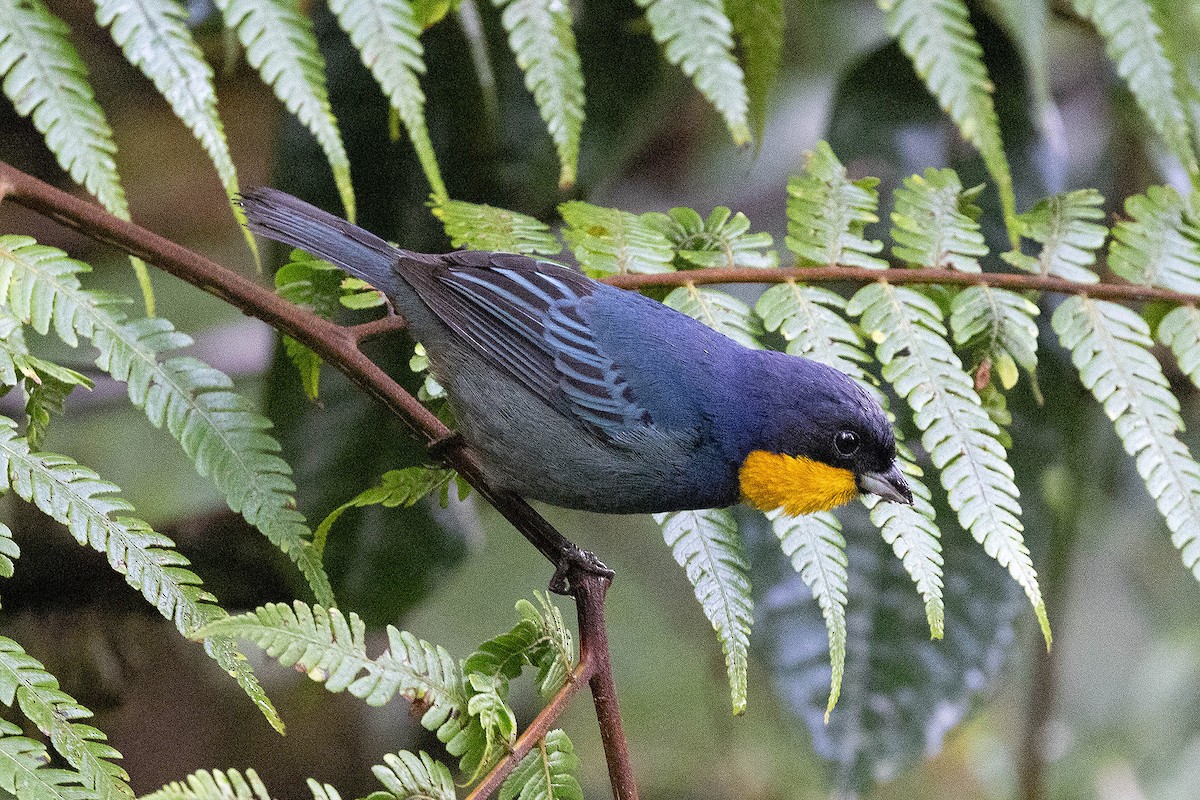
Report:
549,546,613,595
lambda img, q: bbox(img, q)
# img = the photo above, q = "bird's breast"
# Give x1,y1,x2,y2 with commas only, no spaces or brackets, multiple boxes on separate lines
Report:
738,450,859,516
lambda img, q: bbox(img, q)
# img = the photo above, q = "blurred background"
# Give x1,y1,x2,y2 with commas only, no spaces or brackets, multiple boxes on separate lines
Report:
1,1,1199,798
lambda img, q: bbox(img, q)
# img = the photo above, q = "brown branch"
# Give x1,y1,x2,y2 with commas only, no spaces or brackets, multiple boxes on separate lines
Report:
602,265,1200,306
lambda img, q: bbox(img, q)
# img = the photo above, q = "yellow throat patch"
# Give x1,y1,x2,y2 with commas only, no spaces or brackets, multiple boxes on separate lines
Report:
739,450,859,516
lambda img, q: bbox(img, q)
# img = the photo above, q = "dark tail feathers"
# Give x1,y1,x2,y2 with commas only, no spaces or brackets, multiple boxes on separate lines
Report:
238,187,399,292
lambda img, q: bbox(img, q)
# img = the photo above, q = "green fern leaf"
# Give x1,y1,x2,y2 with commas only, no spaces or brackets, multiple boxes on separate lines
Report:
767,509,847,721
456,673,517,781
464,595,575,700
493,0,585,189
987,0,1053,122
431,199,562,255
327,0,446,202
0,235,333,607
142,769,272,800
315,467,454,556
949,285,1040,390
0,635,129,800
654,508,753,714
1157,304,1200,388
0,521,16,584
891,168,987,271
305,780,342,800
880,0,1017,238
635,0,751,145
1109,185,1200,293
785,142,887,269
558,201,675,277
0,718,92,800
849,282,1050,646
1054,297,1200,580
645,206,778,268
214,0,355,221
1002,189,1107,283
0,420,282,732
369,751,456,800
1070,0,1199,182
664,284,763,349
727,0,783,142
0,0,127,218
14,354,92,451
499,729,582,800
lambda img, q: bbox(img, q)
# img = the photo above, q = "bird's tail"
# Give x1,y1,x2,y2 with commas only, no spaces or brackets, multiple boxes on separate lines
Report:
238,187,400,292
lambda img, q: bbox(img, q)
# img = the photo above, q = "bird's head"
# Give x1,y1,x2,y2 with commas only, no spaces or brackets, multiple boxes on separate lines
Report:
737,355,913,517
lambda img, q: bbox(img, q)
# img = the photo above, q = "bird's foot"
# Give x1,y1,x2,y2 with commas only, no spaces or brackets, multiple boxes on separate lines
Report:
549,545,614,595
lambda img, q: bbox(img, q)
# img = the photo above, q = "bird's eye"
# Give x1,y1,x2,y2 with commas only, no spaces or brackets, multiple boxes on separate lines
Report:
834,430,860,457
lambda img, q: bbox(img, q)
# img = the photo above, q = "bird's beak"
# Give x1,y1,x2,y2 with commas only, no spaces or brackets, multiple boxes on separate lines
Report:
857,462,914,505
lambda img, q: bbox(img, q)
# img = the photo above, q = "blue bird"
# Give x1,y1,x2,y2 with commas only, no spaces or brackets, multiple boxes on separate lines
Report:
239,189,912,517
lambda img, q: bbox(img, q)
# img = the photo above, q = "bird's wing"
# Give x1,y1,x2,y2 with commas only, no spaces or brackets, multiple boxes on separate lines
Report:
401,250,653,435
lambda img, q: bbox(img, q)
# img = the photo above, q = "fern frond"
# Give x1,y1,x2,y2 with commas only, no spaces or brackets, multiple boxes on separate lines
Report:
314,466,454,556
499,730,582,800
849,283,1049,645
521,593,575,698
1054,297,1200,580
880,0,1017,238
141,769,271,800
431,199,561,255
0,0,127,217
327,0,446,202
654,508,753,714
645,206,777,268
0,419,281,732
635,0,751,145
949,286,1040,390
0,522,16,586
727,0,783,142
457,674,516,781
304,780,342,800
494,0,585,189
890,169,986,271
464,595,574,700
664,284,763,349
987,0,1052,120
0,235,333,606
559,201,675,277
1157,304,1200,389
370,751,456,800
1070,0,1199,182
1109,185,1200,293
0,635,130,800
1003,189,1107,283
213,0,355,220
785,142,887,269
767,509,847,721
0,718,92,800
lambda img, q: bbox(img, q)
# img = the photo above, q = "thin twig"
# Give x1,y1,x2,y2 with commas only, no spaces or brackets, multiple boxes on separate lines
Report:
347,314,408,342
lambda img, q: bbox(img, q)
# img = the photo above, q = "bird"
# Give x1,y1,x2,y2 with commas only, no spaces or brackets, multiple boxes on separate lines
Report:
238,188,913,518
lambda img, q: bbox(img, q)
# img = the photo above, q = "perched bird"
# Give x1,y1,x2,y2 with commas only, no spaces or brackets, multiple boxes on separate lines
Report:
239,189,912,517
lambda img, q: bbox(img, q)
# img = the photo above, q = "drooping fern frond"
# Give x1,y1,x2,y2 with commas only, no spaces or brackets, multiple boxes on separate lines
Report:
663,284,763,349
949,285,1040,390
1054,297,1200,579
1003,189,1107,283
1108,185,1200,293
645,206,777,268
314,466,456,557
432,199,562,254
0,718,91,800
987,0,1053,122
848,283,1049,645
634,0,751,145
0,235,333,607
559,201,675,277
499,729,582,800
213,0,355,221
142,769,272,800
654,508,753,714
890,169,986,272
879,0,1017,239
0,419,281,733
369,751,456,800
784,142,887,269
1070,0,1199,184
865,471,944,637
0,635,130,800
493,0,585,189
327,0,446,202
768,509,847,722
726,0,784,142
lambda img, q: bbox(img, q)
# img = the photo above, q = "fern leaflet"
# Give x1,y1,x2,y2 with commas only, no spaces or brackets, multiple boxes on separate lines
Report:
1054,297,1200,579
635,0,751,145
559,201,675,277
0,718,91,800
949,285,1040,391
327,0,446,202
142,769,271,800
645,206,777,268
664,284,763,349
1157,304,1200,390
314,466,455,557
1108,185,1200,294
785,142,887,269
1003,189,1107,283
890,168,986,271
494,0,585,189
880,0,1017,239
499,729,582,800
654,508,753,714
214,0,355,221
370,751,456,800
727,0,784,142
432,199,562,255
